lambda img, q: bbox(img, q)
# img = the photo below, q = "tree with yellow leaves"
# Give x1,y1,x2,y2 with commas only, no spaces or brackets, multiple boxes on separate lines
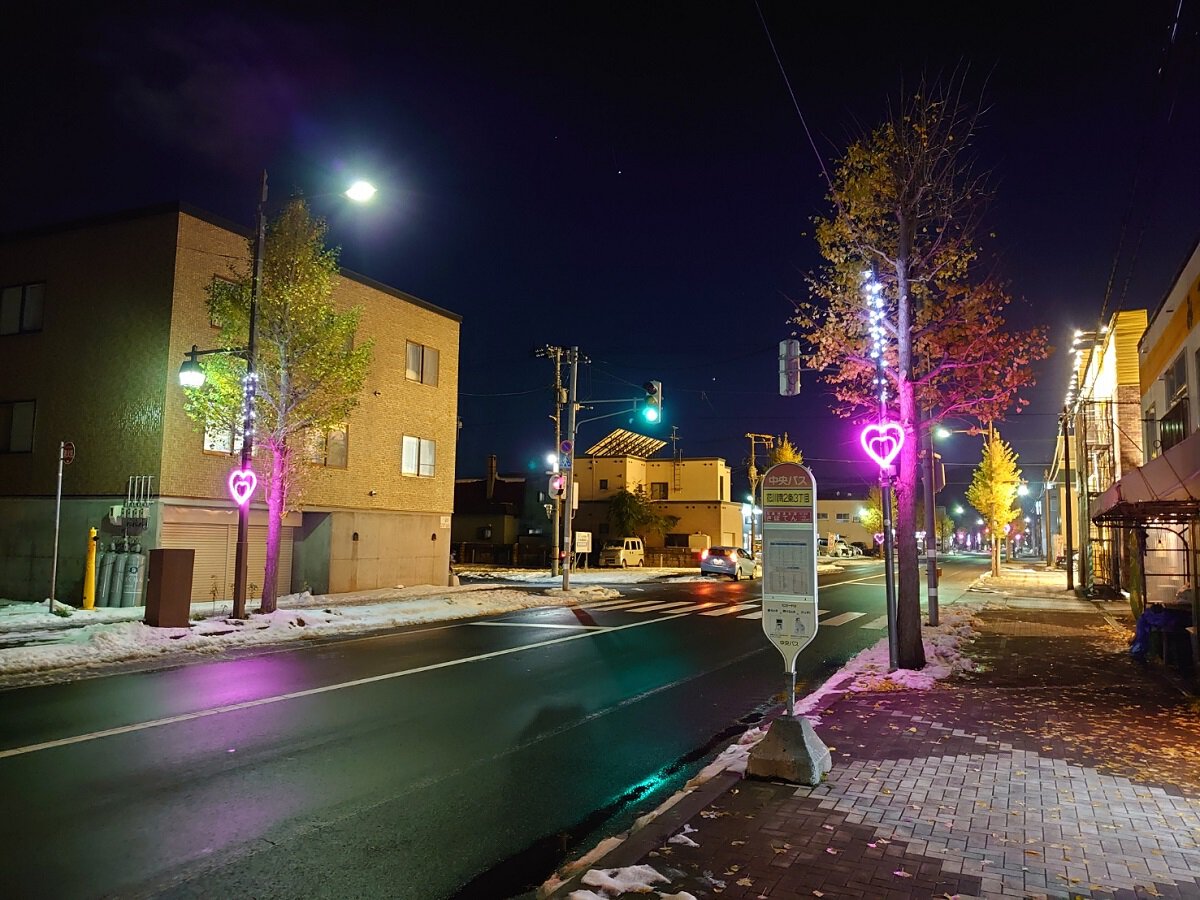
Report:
965,431,1023,576
769,432,803,466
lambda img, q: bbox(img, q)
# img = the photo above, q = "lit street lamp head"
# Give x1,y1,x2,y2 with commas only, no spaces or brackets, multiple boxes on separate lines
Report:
178,347,205,388
345,180,377,203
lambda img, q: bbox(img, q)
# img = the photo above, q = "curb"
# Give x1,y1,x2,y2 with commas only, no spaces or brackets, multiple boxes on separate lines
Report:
543,769,744,898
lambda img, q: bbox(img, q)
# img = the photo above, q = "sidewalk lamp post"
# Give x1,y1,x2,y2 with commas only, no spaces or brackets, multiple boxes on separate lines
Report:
178,171,375,618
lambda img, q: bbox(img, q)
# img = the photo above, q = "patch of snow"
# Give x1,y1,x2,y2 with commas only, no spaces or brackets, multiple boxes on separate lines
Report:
668,823,699,847
580,864,668,895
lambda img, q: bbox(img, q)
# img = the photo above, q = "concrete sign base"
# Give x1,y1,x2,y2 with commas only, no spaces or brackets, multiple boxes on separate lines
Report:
747,716,832,786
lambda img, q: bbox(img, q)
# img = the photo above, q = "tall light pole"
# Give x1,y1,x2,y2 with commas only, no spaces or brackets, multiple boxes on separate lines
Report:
180,171,375,618
226,170,268,620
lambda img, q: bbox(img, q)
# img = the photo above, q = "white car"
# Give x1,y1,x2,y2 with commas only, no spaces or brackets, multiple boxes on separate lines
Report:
700,546,760,580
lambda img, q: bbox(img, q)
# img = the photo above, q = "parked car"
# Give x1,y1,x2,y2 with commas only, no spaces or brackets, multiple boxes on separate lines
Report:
819,537,855,558
598,537,645,568
850,541,871,556
700,546,760,580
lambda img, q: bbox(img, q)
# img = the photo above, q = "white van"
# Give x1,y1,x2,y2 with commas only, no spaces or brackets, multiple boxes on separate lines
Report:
599,537,645,568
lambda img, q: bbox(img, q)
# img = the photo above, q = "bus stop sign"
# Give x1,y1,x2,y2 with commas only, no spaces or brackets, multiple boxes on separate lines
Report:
760,462,818,672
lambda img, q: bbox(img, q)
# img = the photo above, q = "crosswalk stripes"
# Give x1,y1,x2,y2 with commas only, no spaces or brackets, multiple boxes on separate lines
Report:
620,601,702,613
820,611,866,627
698,602,760,616
571,599,887,629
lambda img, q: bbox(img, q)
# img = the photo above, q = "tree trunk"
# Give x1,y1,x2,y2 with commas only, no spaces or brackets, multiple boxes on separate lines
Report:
894,228,927,671
260,441,289,613
991,535,1000,577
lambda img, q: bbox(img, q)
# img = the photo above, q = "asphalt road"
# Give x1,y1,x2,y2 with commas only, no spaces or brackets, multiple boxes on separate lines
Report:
0,555,986,899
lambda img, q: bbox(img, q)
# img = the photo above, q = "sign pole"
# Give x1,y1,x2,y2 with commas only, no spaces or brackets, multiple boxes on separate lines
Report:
48,440,68,613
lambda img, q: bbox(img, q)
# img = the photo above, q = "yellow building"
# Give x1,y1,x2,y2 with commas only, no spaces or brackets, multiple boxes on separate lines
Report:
1090,240,1199,612
814,496,873,547
0,204,461,603
1048,308,1147,590
570,429,743,549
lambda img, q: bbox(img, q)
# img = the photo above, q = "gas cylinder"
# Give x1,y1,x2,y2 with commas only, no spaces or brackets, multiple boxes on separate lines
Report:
107,542,129,607
97,542,118,607
121,544,144,608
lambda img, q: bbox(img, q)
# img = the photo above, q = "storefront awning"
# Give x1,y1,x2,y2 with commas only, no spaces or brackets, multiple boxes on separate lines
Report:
1091,429,1200,525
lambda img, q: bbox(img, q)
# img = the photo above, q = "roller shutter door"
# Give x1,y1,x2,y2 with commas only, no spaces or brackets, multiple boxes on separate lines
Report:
159,523,294,603
159,523,232,603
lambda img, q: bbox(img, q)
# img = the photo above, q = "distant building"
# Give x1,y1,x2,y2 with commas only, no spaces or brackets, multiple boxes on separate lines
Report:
570,429,743,550
0,203,461,603
814,494,873,547
452,455,552,565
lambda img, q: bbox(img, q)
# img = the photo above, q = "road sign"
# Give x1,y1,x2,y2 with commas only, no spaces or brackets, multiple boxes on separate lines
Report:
62,441,75,465
760,462,818,674
560,440,573,455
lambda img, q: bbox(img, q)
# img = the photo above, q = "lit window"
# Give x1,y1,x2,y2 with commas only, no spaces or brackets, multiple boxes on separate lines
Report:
1,283,44,335
0,400,35,452
402,435,436,477
406,341,439,386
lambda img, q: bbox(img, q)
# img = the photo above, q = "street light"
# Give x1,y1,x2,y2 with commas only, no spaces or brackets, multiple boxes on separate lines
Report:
178,170,374,618
345,180,377,203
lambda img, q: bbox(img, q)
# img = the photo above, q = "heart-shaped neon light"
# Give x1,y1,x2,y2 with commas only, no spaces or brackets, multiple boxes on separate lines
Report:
228,468,258,506
860,422,905,468
873,532,885,545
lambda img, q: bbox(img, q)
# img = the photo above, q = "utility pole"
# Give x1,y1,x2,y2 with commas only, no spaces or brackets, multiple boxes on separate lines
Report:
922,414,939,626
536,345,566,576
745,433,774,553
562,347,580,592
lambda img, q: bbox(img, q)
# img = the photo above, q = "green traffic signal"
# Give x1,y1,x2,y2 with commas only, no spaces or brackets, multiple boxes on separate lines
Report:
642,380,662,423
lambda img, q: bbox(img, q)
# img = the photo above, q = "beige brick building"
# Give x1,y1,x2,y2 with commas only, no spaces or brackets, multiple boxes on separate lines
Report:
0,204,460,603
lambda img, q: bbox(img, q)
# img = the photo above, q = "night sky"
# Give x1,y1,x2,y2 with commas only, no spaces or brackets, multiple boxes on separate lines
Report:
4,2,1198,513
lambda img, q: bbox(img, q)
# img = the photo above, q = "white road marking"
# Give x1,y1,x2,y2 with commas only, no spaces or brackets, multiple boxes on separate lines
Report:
619,601,698,613
699,602,760,616
472,621,605,630
0,612,694,761
821,611,867,626
861,615,889,629
583,599,660,610
738,611,764,620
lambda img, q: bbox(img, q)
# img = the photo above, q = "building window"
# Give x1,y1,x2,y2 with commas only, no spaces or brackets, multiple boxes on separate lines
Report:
406,341,439,386
836,512,850,522
599,479,609,490
650,482,668,500
1144,405,1157,459
1,283,44,335
307,425,348,468
402,435,436,477
1165,352,1188,402
817,512,828,520
203,420,243,455
1160,399,1189,452
0,400,35,452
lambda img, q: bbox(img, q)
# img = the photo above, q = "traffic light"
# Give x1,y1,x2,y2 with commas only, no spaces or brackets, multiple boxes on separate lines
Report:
548,473,566,499
642,381,662,423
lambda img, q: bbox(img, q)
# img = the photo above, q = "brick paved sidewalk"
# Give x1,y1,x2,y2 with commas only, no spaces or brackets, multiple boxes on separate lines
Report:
551,596,1200,899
